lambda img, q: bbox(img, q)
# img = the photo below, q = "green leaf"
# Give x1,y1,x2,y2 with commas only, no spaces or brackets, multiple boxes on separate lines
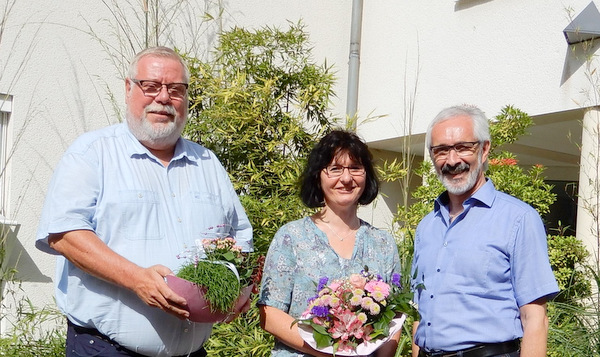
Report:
312,325,333,348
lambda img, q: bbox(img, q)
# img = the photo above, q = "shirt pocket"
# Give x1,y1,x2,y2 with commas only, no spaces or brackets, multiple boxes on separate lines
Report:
445,247,491,295
117,190,163,240
190,191,229,238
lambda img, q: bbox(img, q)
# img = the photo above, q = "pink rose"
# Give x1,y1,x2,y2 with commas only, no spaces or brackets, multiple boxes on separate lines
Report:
328,281,341,292
349,274,367,289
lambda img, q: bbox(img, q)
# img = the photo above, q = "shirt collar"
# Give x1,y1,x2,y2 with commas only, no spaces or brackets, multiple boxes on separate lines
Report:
122,123,197,164
434,178,496,213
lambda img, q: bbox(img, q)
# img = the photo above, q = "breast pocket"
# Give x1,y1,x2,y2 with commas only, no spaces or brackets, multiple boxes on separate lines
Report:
446,247,491,295
191,191,229,238
117,190,163,240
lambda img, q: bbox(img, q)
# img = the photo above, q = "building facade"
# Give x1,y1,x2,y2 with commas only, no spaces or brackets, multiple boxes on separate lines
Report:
0,0,598,333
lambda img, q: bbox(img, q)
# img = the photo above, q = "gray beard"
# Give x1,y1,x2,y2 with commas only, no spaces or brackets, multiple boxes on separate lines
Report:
440,165,479,195
126,104,186,148
437,152,483,196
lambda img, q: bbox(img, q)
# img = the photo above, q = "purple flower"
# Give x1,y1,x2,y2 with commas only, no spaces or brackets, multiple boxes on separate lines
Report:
391,273,402,287
311,305,329,317
317,277,329,291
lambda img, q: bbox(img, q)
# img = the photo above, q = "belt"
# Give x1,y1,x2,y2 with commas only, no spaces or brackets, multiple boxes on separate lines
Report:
418,339,520,357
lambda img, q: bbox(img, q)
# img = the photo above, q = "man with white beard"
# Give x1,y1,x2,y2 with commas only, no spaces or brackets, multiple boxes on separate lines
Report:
36,47,252,357
411,105,558,357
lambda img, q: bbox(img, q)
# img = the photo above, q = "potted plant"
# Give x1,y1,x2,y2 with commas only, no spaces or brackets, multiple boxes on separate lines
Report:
166,225,263,322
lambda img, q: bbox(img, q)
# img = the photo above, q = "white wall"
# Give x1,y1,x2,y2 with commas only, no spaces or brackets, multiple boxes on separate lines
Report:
357,0,595,143
222,1,352,120
0,1,122,333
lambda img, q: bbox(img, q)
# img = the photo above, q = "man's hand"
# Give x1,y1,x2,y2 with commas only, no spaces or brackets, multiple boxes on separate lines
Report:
49,230,190,319
131,265,189,319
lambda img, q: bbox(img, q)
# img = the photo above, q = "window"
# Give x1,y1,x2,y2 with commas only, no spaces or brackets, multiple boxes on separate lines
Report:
0,95,12,218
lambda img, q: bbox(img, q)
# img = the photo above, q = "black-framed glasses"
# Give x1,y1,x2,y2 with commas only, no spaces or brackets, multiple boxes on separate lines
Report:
130,79,188,100
323,165,366,178
430,141,480,160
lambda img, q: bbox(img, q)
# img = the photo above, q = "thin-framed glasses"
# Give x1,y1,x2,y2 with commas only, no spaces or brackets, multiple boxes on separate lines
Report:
430,141,480,160
130,79,188,100
324,165,366,177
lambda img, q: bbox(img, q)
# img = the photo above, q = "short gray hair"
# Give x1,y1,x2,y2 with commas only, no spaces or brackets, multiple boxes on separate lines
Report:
425,104,490,150
127,46,190,82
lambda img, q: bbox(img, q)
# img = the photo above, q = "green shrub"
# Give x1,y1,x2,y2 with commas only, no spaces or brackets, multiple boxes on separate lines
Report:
545,231,595,356
205,298,274,357
184,22,338,356
547,233,591,303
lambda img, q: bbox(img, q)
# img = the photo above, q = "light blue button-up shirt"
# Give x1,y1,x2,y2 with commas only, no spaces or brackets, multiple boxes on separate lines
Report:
412,179,558,351
258,217,400,357
36,123,252,356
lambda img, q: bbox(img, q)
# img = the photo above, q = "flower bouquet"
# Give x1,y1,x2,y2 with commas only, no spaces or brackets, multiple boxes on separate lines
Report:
294,267,413,356
166,225,264,323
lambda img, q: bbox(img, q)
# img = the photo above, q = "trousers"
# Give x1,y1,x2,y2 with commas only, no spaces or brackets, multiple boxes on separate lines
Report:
67,320,208,357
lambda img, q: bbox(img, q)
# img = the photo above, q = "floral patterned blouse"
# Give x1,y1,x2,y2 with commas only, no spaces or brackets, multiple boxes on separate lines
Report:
258,217,401,357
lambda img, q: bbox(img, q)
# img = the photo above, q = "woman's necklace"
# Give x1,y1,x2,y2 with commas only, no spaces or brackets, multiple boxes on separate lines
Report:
322,218,360,241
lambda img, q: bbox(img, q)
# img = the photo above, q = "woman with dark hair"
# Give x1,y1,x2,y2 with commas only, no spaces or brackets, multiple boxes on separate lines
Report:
258,130,401,357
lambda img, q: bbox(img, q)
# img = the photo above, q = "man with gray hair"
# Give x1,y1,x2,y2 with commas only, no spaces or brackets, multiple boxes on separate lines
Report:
411,105,558,357
36,47,252,356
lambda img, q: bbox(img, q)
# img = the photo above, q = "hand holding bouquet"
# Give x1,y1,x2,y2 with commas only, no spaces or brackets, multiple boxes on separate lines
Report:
294,266,411,356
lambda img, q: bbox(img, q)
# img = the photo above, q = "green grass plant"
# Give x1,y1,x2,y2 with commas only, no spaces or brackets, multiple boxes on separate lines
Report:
0,297,66,356
177,260,241,313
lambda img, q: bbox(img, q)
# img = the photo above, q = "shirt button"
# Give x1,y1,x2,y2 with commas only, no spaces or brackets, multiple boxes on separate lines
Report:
138,193,143,198
184,328,189,333
430,295,434,299
436,268,441,272
178,218,182,223
172,193,176,197
443,242,448,247
427,322,431,326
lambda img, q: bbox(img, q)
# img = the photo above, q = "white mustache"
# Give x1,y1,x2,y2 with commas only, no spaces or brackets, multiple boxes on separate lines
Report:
441,162,470,175
144,103,177,116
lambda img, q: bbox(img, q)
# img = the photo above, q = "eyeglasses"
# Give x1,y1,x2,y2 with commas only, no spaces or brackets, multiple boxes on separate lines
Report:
323,165,366,177
130,79,188,100
430,141,480,160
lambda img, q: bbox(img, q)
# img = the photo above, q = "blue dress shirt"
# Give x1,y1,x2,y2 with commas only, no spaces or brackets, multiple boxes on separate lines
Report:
36,123,252,356
412,179,558,351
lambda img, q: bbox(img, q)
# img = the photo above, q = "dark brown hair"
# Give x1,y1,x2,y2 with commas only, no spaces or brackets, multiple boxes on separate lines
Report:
300,130,379,208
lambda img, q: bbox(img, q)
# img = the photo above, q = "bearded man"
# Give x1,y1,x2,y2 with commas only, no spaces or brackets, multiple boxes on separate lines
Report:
36,47,252,357
411,105,558,357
